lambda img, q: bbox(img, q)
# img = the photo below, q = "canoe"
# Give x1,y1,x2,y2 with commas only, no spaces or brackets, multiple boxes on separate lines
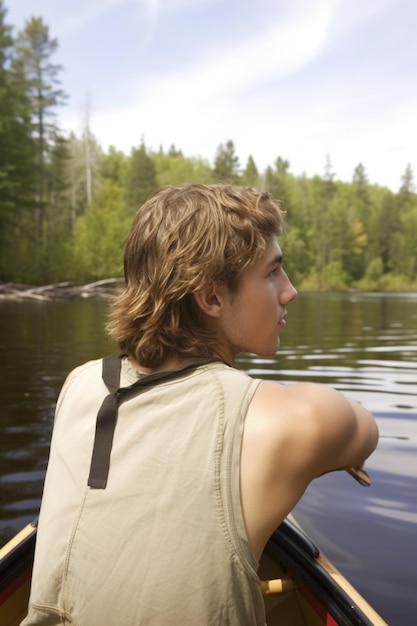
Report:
0,515,387,626
0,520,36,626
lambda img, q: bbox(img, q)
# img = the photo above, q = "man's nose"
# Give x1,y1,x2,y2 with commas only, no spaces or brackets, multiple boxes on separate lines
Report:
280,273,298,304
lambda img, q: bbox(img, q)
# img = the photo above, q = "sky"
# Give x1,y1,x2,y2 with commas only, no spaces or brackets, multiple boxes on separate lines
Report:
6,0,417,191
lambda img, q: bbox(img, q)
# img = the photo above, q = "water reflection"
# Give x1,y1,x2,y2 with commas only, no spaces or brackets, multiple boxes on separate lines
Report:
0,299,114,543
0,292,416,625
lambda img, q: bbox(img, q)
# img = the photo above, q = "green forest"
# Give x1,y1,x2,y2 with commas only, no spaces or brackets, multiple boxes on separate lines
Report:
1,1,416,291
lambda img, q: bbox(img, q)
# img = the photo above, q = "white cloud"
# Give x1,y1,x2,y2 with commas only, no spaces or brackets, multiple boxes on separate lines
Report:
61,0,339,158
135,0,337,104
55,0,133,38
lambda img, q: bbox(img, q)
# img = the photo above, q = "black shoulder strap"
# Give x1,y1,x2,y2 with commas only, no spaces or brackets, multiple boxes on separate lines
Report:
87,355,223,489
87,357,123,489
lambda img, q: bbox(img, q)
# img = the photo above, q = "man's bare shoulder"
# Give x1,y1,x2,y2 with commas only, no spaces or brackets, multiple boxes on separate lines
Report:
247,379,347,434
245,379,378,477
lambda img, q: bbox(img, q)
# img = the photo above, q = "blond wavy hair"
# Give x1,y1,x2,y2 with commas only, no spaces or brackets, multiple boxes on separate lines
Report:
106,184,285,367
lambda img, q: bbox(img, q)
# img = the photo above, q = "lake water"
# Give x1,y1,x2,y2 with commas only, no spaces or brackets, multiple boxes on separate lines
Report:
1,292,416,625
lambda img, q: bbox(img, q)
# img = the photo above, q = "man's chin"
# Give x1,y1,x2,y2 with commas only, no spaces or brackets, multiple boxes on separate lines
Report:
258,342,280,357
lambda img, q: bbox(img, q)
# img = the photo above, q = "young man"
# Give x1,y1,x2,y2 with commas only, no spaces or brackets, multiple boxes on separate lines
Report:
22,184,378,625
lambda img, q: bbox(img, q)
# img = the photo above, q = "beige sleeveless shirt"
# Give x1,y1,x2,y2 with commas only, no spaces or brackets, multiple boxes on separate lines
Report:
22,359,265,625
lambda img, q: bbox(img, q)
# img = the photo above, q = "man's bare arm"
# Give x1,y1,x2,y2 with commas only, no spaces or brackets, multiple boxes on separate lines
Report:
240,381,378,558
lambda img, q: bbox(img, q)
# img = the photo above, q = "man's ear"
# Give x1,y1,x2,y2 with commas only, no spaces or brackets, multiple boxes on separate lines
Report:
192,285,225,318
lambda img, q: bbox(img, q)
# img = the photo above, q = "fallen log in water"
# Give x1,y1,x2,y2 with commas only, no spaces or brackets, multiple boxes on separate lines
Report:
0,279,123,301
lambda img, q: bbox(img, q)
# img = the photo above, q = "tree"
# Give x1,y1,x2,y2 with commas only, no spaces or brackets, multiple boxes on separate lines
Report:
394,165,417,278
66,126,102,222
352,163,369,201
212,140,240,183
168,144,183,157
374,191,397,273
71,180,130,281
124,141,158,212
276,157,290,175
398,164,414,208
306,157,338,285
0,1,36,279
43,134,72,279
100,145,128,187
322,154,337,199
264,156,292,212
66,132,91,226
240,155,259,187
346,164,371,278
13,16,67,253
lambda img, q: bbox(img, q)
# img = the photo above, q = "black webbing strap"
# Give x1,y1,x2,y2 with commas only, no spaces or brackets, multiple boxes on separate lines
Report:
87,355,222,489
87,357,122,489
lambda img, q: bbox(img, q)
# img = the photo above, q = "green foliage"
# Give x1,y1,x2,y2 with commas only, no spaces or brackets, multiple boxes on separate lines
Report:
5,11,69,281
378,273,417,292
13,16,67,191
100,145,128,186
240,155,259,187
124,142,158,213
264,157,293,213
355,257,384,290
71,180,129,282
280,227,311,286
0,2,416,290
0,1,36,279
212,140,240,183
152,151,212,187
321,261,349,291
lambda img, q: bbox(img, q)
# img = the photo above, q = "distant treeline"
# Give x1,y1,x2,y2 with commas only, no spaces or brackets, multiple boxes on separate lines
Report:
1,1,416,290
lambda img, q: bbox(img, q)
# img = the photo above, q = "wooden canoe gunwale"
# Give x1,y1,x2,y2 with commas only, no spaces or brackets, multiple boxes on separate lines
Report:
0,519,37,626
0,520,37,595
266,518,378,626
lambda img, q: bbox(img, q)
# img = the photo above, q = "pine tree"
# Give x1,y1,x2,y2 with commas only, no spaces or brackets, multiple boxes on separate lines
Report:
0,1,36,279
352,163,369,200
212,140,240,183
240,155,259,187
264,156,292,211
100,145,128,187
393,164,417,278
124,142,158,212
323,154,337,199
398,163,414,206
168,144,183,157
13,16,67,255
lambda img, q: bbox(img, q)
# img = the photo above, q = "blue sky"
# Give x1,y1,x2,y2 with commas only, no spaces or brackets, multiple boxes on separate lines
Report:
7,0,417,191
